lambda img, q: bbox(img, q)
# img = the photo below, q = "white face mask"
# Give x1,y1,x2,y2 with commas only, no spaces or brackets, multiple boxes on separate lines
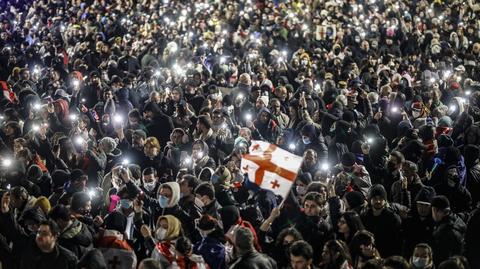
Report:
143,181,156,192
412,111,421,118
195,196,205,208
155,227,167,240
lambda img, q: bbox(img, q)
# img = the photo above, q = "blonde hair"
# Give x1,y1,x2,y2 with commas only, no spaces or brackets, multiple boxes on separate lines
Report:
144,137,160,149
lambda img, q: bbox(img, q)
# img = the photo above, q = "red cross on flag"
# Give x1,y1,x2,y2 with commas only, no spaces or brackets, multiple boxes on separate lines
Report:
241,140,303,199
0,81,16,103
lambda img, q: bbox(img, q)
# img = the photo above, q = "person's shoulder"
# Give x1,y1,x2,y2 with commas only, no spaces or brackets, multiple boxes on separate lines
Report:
57,245,78,261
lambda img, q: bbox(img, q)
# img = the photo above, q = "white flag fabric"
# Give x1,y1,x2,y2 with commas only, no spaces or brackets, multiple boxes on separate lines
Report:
241,140,303,199
101,247,137,269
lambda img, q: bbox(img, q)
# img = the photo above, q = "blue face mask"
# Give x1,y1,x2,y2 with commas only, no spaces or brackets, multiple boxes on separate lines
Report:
158,195,169,208
119,199,132,209
211,174,220,184
302,137,311,145
412,257,429,268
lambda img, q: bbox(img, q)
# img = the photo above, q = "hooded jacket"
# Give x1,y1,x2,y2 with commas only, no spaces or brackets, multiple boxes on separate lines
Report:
252,107,281,143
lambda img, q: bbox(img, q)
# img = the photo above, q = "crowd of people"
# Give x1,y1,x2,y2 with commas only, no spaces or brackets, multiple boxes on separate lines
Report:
0,0,480,268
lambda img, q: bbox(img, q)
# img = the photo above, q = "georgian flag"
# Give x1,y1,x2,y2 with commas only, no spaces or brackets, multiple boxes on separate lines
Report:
0,81,16,103
241,141,303,199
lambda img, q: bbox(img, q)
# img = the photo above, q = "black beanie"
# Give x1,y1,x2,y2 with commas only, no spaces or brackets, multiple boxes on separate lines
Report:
104,211,127,233
341,152,356,166
345,191,365,209
70,169,86,182
414,187,435,205
51,169,70,188
368,184,387,201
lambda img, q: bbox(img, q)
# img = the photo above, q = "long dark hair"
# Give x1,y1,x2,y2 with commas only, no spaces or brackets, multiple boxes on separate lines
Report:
323,240,352,269
340,211,365,243
275,227,303,247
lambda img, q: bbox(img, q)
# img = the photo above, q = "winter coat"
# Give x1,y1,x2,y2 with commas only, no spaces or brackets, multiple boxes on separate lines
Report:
194,236,227,269
332,165,372,198
466,162,480,206
146,113,175,149
401,214,435,257
433,183,472,214
432,213,466,265
58,219,93,259
252,108,281,144
229,249,277,269
0,209,77,269
294,214,334,264
465,207,480,269
19,242,78,269
361,207,402,257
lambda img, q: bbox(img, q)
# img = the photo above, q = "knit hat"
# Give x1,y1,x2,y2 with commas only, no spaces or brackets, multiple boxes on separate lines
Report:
132,129,147,139
234,136,248,149
431,195,450,210
70,169,86,182
342,110,355,122
438,116,453,128
51,169,70,188
104,211,127,233
257,95,269,107
27,165,43,182
411,102,422,112
234,226,254,250
345,191,365,209
341,152,356,167
301,124,316,138
368,184,387,200
415,188,435,205
99,137,118,154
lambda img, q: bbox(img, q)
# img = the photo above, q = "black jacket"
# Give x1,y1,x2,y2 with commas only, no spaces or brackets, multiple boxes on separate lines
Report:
432,213,466,266
229,249,277,269
145,113,174,149
19,243,78,269
294,214,334,264
57,219,93,259
361,207,402,257
0,210,77,269
401,214,435,257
